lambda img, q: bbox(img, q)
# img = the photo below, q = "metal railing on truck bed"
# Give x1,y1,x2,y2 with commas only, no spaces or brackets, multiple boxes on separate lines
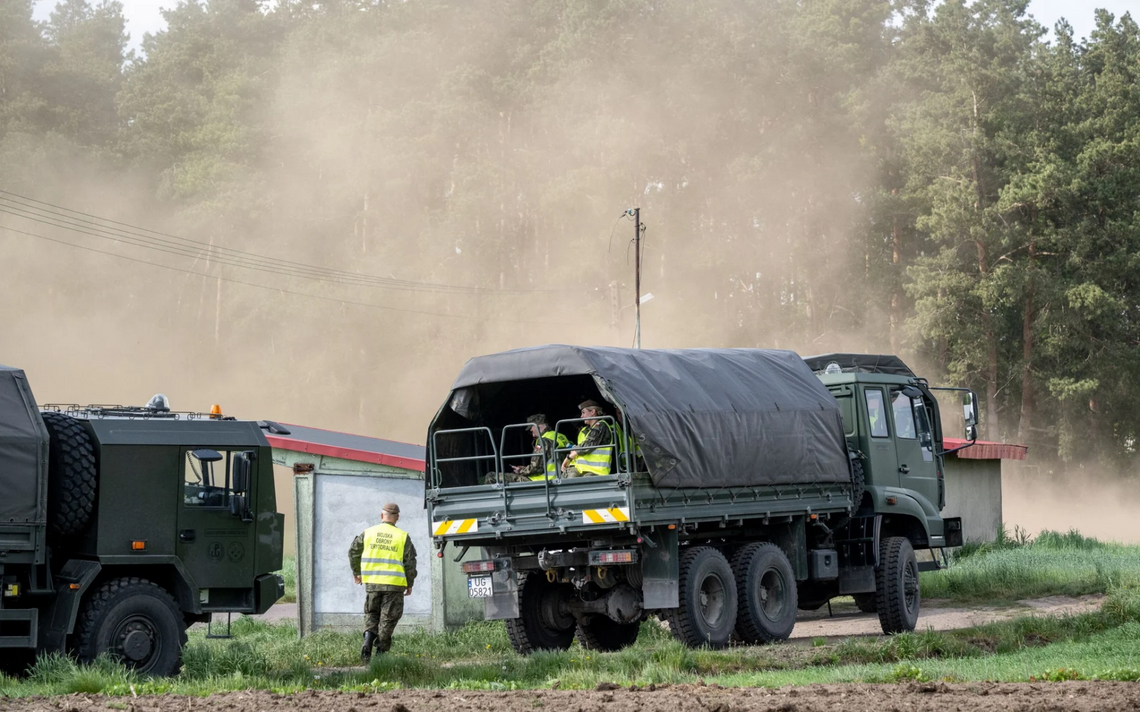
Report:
427,418,857,546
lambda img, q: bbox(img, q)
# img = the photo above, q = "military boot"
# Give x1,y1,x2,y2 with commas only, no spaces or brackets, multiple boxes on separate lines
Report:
360,631,377,664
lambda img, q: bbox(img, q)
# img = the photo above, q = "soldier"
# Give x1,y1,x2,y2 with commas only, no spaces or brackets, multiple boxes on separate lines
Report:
562,399,615,477
484,414,570,484
349,502,417,663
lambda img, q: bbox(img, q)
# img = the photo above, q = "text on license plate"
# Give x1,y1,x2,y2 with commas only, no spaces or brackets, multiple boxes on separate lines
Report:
467,575,493,599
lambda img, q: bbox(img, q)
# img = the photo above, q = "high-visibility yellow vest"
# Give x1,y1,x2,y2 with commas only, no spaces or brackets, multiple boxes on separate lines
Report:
360,522,408,587
529,430,571,481
613,422,642,471
573,424,613,476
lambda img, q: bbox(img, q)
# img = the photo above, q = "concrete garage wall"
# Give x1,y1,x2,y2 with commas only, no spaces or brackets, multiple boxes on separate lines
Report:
312,474,430,631
942,457,1003,544
287,452,484,635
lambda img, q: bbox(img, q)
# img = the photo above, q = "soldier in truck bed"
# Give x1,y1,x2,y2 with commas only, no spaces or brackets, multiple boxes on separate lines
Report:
562,399,615,477
484,414,570,484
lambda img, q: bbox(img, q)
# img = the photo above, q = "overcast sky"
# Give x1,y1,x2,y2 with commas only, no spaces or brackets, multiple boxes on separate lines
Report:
30,1,1140,52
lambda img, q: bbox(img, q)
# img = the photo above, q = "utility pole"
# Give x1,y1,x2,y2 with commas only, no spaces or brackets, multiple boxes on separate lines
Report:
633,207,642,349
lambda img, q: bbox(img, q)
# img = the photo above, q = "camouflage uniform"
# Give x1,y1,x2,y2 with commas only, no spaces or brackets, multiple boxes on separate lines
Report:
348,530,417,652
484,429,562,484
562,420,614,477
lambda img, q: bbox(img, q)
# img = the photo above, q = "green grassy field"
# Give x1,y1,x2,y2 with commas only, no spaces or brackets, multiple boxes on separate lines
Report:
921,528,1140,603
2,531,1138,697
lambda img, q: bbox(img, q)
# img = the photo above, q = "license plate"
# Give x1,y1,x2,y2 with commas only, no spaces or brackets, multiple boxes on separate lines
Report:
468,575,493,599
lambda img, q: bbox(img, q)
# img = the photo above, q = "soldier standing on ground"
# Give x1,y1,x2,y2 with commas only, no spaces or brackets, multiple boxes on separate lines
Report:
348,502,417,663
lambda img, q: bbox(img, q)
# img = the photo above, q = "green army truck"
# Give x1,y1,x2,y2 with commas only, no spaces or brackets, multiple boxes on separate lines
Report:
425,347,975,652
0,364,285,675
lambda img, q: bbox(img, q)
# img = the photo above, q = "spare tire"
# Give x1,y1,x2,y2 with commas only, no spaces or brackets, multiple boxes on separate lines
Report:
41,411,97,543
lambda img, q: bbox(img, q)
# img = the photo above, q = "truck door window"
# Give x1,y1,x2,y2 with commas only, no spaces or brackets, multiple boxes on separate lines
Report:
865,389,889,438
184,450,232,507
891,391,917,439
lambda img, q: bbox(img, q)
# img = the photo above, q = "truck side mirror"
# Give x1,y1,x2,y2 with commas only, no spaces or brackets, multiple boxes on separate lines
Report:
963,392,979,440
230,494,252,522
232,452,253,494
190,449,223,463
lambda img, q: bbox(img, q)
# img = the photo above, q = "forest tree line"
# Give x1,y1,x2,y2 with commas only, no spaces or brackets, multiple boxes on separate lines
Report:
1,0,1139,467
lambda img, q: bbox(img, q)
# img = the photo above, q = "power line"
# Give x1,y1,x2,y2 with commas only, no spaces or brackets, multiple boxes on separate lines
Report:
0,223,572,326
0,189,558,296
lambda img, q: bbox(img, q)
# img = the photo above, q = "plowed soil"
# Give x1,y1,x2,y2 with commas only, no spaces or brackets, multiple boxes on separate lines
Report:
8,682,1140,712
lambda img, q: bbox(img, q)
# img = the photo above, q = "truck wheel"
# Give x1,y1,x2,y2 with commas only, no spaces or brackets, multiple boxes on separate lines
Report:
575,615,640,651
74,577,186,676
665,546,737,649
40,411,97,544
505,572,575,654
875,537,920,634
853,592,877,613
731,542,797,644
850,457,865,511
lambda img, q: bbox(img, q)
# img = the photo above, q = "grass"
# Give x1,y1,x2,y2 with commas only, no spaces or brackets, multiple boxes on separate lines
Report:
920,527,1140,603
4,530,1139,696
3,587,1138,696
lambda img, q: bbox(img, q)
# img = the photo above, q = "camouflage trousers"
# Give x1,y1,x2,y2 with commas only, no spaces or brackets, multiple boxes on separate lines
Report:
363,590,405,652
484,471,539,484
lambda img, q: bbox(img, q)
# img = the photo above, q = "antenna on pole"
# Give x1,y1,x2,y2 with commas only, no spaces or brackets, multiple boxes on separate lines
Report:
633,207,642,349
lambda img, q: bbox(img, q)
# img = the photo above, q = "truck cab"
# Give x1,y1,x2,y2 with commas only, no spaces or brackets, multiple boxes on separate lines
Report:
0,364,285,676
806,353,973,568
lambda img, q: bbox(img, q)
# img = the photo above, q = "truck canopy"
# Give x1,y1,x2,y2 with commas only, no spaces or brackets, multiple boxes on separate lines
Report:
0,365,47,525
435,345,850,489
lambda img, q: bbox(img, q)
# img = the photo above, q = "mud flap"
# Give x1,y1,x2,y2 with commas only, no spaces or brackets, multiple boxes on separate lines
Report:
641,527,679,609
484,564,519,620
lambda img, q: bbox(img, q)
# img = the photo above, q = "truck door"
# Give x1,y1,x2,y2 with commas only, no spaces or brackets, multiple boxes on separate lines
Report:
889,388,939,508
176,448,257,590
861,386,899,489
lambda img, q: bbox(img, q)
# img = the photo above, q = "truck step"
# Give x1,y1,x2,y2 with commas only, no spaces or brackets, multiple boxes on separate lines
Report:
206,612,233,639
0,609,38,648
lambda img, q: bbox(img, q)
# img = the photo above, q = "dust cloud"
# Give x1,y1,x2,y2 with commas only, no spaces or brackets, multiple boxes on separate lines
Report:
1002,462,1140,544
1,3,889,444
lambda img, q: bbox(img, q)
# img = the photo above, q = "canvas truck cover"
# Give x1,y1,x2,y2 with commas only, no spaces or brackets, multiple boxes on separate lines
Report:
436,345,851,489
0,364,48,525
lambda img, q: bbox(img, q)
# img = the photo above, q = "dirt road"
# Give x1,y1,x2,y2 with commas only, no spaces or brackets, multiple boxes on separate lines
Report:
790,595,1106,641
8,683,1140,712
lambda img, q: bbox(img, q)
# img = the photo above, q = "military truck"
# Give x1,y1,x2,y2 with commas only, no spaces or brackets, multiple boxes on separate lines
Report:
425,346,975,652
0,364,285,675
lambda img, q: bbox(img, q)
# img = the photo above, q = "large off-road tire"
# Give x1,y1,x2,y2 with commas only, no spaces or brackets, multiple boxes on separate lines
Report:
576,615,640,651
875,537,920,634
40,411,97,544
505,572,575,654
853,592,878,613
849,457,866,511
665,546,737,649
74,577,186,676
731,542,797,644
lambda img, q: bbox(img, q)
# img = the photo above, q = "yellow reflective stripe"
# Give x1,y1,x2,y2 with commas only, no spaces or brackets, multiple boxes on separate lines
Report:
582,507,630,524
432,519,479,536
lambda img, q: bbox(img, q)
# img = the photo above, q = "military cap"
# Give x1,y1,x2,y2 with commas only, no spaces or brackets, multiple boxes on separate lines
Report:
382,502,400,515
525,414,548,425
578,399,603,411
